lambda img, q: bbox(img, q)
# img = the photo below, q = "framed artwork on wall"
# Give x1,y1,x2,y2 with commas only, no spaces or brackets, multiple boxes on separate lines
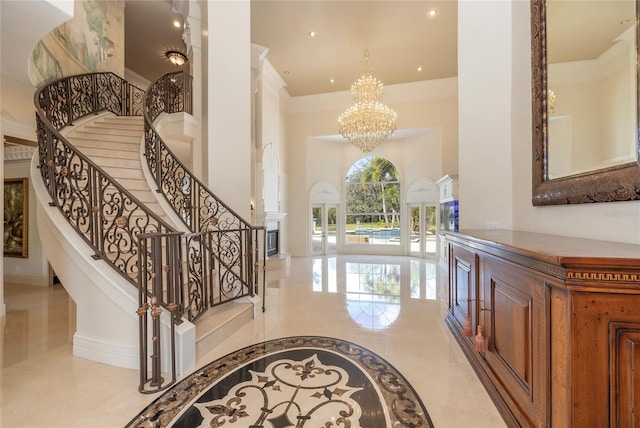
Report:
4,178,28,258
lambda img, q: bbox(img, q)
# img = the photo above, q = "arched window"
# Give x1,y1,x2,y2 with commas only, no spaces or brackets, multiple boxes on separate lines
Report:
345,156,400,246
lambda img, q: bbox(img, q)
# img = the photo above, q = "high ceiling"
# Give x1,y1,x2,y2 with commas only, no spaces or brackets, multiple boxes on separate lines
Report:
124,1,458,97
250,1,458,96
546,0,635,64
124,1,635,97
124,0,187,81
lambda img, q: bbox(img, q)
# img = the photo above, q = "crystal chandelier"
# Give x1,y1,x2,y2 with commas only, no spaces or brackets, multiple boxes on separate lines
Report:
338,51,398,152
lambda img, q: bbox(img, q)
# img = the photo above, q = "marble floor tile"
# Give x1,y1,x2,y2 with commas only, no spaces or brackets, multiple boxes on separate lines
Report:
1,256,506,427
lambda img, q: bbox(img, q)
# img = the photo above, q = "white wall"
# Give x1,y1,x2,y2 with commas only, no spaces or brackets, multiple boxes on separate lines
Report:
458,0,514,231
459,0,640,245
1,0,75,317
1,78,37,131
548,38,635,176
4,158,49,286
285,78,457,256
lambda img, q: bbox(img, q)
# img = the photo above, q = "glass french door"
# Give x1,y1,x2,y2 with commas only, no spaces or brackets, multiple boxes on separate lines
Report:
409,204,437,258
311,204,337,255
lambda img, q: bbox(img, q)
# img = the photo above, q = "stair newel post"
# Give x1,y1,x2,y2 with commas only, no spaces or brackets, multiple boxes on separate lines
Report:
166,232,180,383
149,233,164,390
136,236,150,393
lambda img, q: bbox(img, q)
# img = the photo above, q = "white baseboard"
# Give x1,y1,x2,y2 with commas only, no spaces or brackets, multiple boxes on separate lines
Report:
73,332,138,370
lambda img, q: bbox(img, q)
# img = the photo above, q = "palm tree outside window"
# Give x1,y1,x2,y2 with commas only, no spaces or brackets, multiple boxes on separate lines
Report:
345,156,400,246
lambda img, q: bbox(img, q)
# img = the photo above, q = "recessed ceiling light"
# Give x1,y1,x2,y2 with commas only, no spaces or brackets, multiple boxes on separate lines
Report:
173,20,181,28
427,9,437,17
309,31,318,37
330,79,335,83
417,66,423,72
284,71,290,75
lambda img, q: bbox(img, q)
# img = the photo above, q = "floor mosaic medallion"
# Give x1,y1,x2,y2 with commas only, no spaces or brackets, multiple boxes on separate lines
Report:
127,336,433,427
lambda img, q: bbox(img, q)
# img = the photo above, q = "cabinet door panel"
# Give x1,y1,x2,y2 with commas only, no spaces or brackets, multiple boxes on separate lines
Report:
491,279,531,390
482,256,549,427
449,245,477,333
610,324,640,428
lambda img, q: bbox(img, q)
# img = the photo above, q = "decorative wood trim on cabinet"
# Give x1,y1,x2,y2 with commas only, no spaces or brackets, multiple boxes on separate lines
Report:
445,230,640,428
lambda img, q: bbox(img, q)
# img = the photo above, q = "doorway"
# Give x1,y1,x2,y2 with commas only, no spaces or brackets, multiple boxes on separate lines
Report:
409,203,437,258
311,204,337,255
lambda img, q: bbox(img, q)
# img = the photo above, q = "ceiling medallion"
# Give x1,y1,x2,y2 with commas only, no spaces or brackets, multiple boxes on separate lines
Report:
338,51,398,153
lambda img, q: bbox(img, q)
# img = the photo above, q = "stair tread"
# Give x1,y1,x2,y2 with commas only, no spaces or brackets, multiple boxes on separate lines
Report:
85,158,141,169
62,115,176,228
96,117,144,124
69,148,139,160
67,132,141,144
67,141,141,152
195,302,253,340
80,127,142,136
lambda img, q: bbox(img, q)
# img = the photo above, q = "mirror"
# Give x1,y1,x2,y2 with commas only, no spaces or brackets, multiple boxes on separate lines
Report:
532,0,640,205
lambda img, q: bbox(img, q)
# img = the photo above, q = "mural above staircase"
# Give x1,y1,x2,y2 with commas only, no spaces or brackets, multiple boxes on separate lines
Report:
30,0,124,86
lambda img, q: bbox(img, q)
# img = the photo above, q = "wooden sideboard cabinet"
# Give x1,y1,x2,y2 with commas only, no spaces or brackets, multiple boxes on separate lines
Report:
445,230,640,427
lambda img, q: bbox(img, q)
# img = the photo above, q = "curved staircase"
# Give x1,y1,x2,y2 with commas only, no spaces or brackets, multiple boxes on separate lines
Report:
33,73,262,387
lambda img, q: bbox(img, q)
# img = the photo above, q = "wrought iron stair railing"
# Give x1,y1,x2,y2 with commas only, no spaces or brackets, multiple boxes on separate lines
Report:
143,72,266,322
35,71,265,394
35,73,184,393
35,73,174,287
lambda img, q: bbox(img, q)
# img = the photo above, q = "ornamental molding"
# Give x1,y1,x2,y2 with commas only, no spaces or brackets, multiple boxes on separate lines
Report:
4,144,36,161
566,271,640,283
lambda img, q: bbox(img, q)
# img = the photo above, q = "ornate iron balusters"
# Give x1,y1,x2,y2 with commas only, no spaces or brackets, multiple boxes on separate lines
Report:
36,70,265,395
137,232,183,393
143,71,264,313
34,72,177,300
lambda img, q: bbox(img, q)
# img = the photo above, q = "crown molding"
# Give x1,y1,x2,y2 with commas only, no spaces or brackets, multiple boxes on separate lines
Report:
4,144,36,161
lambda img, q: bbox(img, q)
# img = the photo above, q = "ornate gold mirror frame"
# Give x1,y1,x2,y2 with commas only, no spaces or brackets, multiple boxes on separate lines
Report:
531,0,640,205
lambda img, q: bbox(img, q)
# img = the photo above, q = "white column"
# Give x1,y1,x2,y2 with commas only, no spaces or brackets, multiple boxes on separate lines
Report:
185,0,203,179
458,0,514,230
204,0,252,220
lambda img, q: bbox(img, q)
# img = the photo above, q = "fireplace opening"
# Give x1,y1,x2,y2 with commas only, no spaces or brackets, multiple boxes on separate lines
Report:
267,229,279,257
